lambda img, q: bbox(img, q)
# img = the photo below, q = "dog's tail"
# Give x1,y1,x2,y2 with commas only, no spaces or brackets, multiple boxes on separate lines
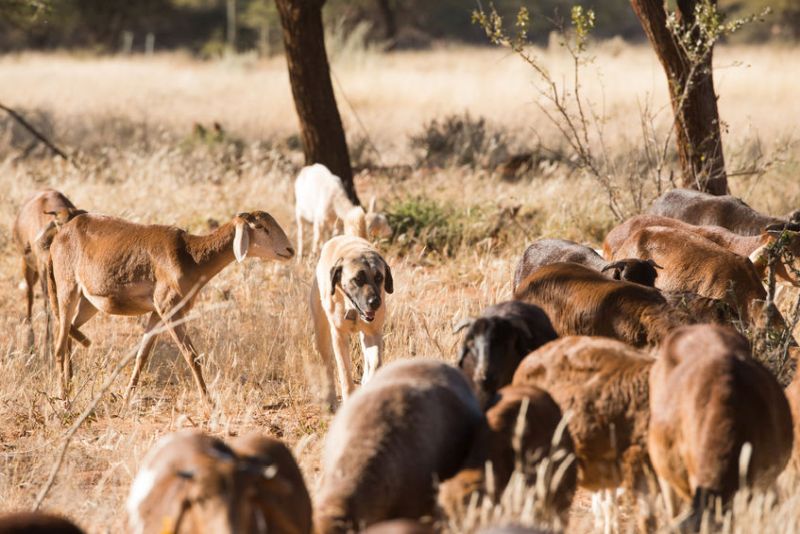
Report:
343,207,368,240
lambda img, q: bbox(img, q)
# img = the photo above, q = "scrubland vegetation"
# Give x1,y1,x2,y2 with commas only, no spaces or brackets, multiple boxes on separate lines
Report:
1,43,799,531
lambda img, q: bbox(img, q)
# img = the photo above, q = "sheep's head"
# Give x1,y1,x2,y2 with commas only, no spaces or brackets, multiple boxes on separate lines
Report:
233,211,294,263
602,258,661,287
455,316,533,409
366,212,392,240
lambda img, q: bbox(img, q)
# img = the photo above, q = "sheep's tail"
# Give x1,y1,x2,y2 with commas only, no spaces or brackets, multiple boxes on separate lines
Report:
344,207,368,240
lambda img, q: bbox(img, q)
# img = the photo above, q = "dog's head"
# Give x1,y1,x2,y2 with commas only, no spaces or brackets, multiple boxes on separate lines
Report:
329,251,393,323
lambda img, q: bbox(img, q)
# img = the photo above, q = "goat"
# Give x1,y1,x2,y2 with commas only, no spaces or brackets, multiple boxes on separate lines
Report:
647,188,799,236
294,164,391,258
604,214,800,285
649,325,793,530
0,512,84,534
47,211,294,400
127,430,308,534
440,384,577,526
512,239,660,291
609,225,774,324
454,300,558,409
512,336,654,494
12,189,88,348
315,359,486,533
513,262,685,347
229,433,313,534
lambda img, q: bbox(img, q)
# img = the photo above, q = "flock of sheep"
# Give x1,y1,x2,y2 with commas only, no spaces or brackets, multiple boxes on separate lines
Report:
6,162,800,533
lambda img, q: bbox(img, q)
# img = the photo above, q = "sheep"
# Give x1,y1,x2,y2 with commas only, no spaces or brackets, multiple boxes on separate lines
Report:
12,189,87,347
511,336,654,494
454,300,558,409
46,211,294,400
647,188,799,236
784,373,800,473
294,163,391,258
512,239,661,291
648,324,793,529
127,430,310,534
440,384,577,526
608,225,773,324
603,214,800,285
662,291,739,325
513,262,686,347
229,433,313,534
0,512,85,533
315,359,487,533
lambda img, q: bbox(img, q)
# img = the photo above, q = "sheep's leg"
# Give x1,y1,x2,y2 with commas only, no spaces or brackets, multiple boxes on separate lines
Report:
296,213,304,261
359,331,383,386
54,283,80,398
22,257,36,348
123,312,162,403
65,297,98,386
330,325,354,401
161,309,210,402
312,221,321,255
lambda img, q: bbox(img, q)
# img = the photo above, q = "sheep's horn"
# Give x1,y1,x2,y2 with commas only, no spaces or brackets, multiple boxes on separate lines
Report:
646,259,664,269
453,318,474,334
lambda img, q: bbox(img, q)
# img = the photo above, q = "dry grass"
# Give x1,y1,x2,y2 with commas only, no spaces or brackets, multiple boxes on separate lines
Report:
0,43,799,533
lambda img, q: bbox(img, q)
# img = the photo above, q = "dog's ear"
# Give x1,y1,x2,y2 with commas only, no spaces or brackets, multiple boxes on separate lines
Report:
330,259,343,296
382,260,394,294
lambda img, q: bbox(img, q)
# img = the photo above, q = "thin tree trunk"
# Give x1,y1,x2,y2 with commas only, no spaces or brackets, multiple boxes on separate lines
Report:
226,0,237,52
630,0,728,195
375,0,397,42
275,0,359,205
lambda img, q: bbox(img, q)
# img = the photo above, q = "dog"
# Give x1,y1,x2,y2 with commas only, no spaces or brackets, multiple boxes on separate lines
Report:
311,234,394,407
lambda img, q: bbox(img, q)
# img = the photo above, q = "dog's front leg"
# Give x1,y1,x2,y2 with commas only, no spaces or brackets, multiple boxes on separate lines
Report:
359,331,383,386
330,324,355,400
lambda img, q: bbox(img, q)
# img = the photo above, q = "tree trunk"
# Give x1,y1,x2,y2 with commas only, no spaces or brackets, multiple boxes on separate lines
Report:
275,0,359,205
226,0,237,52
375,0,397,42
630,0,728,195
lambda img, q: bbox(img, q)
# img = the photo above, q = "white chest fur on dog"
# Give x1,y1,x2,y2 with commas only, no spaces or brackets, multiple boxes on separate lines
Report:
310,235,393,408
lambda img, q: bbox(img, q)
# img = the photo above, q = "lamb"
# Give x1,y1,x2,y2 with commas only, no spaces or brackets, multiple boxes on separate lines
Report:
648,325,793,529
454,300,558,409
0,512,85,533
511,336,654,494
126,430,311,534
647,188,799,236
512,239,661,291
440,384,577,526
603,214,800,285
12,189,87,347
608,225,772,323
315,359,487,533
294,163,392,258
47,211,294,400
513,262,685,347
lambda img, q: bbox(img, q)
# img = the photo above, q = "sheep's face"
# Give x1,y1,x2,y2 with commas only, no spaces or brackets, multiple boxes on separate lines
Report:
604,258,660,287
330,251,393,323
457,317,529,409
234,211,295,263
366,213,393,240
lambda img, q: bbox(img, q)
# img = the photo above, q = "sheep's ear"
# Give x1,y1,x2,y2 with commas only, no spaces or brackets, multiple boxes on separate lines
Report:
234,219,250,263
368,196,377,213
330,259,343,296
453,318,473,334
382,261,394,294
601,262,623,280
646,259,664,270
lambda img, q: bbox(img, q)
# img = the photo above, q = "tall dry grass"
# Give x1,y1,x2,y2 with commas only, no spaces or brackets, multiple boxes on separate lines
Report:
0,44,798,532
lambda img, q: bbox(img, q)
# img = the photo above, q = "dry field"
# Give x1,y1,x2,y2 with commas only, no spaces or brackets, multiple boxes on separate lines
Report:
0,43,799,533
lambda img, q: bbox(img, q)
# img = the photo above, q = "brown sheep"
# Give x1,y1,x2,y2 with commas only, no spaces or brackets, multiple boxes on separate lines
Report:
512,336,654,493
609,225,768,323
512,239,661,291
513,262,685,347
315,359,486,533
662,291,739,326
126,430,309,534
647,188,799,236
440,385,577,526
229,433,313,534
0,512,84,534
12,189,87,347
454,301,558,409
649,324,793,529
603,214,800,285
